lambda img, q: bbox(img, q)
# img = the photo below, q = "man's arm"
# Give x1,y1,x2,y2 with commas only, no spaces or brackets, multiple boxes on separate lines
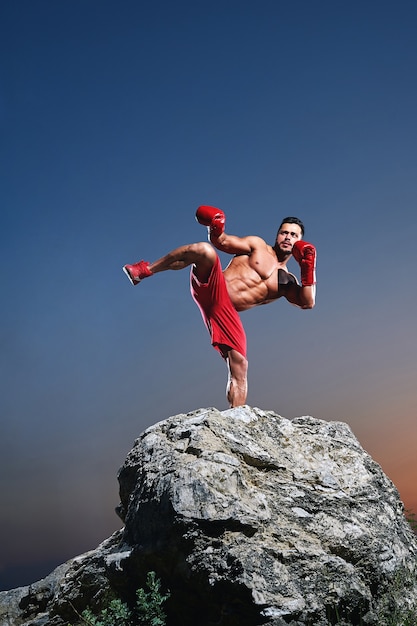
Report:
212,231,264,255
283,283,316,309
196,205,259,255
286,239,317,309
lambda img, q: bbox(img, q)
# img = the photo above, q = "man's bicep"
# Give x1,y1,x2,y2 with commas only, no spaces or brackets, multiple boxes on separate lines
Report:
213,233,256,254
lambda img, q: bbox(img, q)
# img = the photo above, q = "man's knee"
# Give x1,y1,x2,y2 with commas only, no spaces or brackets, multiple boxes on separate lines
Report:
190,242,217,281
190,241,216,261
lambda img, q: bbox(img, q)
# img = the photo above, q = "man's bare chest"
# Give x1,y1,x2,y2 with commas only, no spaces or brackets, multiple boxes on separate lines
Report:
249,247,279,279
227,250,279,281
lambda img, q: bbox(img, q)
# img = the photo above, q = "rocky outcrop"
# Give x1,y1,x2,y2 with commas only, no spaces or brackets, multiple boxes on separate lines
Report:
1,406,416,626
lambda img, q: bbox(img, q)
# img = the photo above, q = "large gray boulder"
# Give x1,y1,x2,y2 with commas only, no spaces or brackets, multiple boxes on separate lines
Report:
1,407,416,626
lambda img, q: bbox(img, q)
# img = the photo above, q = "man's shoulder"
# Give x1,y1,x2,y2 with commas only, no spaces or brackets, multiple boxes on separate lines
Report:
243,234,270,249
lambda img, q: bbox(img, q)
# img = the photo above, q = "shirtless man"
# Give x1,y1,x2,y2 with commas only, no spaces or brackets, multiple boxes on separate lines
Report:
123,206,316,407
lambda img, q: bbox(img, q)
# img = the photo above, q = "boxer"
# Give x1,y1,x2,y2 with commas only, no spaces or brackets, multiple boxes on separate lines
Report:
123,207,316,407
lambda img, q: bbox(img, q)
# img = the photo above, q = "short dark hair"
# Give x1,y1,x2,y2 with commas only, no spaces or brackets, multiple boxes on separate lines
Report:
278,216,305,236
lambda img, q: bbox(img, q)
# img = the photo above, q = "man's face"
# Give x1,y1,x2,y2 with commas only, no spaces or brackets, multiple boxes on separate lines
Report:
276,223,303,254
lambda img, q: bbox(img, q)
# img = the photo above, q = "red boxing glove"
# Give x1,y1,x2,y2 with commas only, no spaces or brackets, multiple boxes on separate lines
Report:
196,205,225,239
292,240,317,286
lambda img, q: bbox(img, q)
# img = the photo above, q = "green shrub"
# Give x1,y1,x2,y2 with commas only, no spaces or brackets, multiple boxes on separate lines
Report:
81,597,131,626
373,565,417,626
70,571,170,626
136,571,171,626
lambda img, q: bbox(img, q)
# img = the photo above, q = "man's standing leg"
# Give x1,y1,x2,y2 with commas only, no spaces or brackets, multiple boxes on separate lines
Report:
225,349,248,407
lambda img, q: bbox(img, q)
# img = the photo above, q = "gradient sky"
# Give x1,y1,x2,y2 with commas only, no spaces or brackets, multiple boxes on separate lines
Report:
1,0,416,591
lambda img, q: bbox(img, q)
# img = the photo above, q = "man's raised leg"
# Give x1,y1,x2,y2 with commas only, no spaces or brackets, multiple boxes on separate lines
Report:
225,349,248,407
123,242,216,285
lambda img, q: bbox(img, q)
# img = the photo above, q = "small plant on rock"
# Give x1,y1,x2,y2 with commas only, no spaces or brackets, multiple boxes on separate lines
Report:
136,570,170,626
81,597,130,626
70,571,170,626
374,565,417,626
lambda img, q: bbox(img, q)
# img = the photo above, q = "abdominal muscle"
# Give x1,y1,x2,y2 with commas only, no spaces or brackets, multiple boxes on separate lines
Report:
223,254,281,312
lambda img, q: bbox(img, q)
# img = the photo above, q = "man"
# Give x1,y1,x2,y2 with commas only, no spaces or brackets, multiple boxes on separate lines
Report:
123,206,316,407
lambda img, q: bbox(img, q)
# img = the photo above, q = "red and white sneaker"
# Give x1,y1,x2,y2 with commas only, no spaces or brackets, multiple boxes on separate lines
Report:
122,260,152,285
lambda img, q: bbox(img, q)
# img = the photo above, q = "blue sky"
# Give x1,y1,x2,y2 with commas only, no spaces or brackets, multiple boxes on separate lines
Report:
1,0,416,590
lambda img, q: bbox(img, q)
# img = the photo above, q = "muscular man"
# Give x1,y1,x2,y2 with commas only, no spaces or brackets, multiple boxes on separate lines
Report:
123,206,316,407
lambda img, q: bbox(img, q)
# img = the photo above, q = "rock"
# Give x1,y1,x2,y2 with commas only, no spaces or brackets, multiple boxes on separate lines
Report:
1,407,416,626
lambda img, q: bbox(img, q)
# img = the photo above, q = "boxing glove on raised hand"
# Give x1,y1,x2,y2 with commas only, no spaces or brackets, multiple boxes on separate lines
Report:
292,240,317,286
196,205,225,239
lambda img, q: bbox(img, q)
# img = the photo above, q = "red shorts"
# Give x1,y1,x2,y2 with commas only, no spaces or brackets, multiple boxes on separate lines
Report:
190,256,247,359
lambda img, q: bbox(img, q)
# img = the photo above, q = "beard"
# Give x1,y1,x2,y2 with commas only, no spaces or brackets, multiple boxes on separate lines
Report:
275,242,293,259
